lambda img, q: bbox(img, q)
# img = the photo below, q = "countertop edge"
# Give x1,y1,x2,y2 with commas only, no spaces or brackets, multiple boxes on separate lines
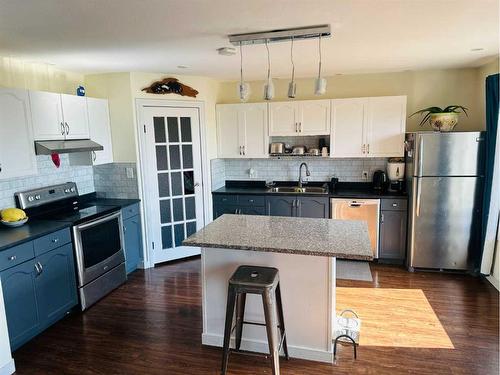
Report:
0,221,72,252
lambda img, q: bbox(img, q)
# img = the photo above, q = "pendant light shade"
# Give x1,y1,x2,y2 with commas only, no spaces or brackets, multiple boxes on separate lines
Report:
263,39,275,100
314,34,327,95
237,42,251,102
287,37,296,98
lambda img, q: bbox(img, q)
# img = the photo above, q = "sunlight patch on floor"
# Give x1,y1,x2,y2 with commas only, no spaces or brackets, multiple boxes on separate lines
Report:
336,287,454,349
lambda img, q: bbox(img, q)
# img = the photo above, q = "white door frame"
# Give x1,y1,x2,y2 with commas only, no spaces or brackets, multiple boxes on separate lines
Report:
135,98,211,268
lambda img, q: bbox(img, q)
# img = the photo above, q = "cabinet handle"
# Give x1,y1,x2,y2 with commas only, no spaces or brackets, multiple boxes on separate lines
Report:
92,151,97,162
367,144,370,154
295,122,298,132
34,263,40,274
299,122,302,132
362,144,365,154
52,238,59,243
65,122,69,135
249,199,254,203
242,145,245,155
38,261,43,274
239,146,242,155
381,213,385,223
8,255,16,261
60,122,65,135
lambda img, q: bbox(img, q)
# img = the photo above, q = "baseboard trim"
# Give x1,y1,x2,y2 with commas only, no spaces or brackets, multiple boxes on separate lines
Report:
487,275,500,291
202,333,333,364
0,359,15,375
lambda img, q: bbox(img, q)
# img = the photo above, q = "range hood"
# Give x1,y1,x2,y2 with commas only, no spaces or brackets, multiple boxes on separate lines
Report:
35,139,104,155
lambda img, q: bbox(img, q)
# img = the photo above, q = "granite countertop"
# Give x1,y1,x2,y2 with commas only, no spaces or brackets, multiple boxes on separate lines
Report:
183,214,373,261
0,220,71,252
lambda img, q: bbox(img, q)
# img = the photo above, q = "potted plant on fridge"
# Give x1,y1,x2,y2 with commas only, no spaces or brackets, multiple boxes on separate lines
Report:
410,105,469,132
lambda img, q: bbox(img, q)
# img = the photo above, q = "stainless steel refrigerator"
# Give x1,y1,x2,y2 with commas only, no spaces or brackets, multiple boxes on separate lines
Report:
405,132,485,271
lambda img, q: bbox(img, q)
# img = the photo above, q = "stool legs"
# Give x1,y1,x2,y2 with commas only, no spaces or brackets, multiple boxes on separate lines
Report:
275,283,289,360
235,293,246,351
262,290,280,375
221,285,236,375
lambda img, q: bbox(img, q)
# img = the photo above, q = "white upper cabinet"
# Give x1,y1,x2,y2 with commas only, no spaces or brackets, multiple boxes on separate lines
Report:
365,96,406,157
61,94,90,139
269,102,298,136
299,99,331,135
30,91,90,140
216,103,268,159
330,96,406,158
330,98,367,158
30,91,65,140
0,88,37,179
87,97,113,165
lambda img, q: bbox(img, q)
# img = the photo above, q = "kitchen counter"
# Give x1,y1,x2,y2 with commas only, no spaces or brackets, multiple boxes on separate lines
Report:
183,214,373,260
0,220,71,252
79,193,141,208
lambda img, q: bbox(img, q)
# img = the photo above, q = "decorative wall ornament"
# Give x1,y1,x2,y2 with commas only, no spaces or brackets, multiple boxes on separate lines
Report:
142,78,199,97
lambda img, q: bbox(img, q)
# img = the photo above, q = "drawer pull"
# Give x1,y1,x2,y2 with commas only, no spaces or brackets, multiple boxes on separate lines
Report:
8,255,16,261
392,203,398,207
249,199,254,203
52,238,59,243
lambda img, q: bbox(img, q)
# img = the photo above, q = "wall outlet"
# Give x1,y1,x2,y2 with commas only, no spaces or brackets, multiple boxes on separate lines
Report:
126,167,134,179
248,168,256,178
362,171,369,180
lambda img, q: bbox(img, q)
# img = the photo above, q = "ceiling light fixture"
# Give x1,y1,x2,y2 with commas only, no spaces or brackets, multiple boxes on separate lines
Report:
314,34,327,95
288,36,296,98
237,42,250,102
263,39,275,101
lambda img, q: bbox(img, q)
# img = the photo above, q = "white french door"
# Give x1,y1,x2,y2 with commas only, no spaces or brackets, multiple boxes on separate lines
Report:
142,106,204,264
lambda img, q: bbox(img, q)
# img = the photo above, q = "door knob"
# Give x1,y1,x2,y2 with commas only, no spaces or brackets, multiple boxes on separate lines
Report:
194,182,200,187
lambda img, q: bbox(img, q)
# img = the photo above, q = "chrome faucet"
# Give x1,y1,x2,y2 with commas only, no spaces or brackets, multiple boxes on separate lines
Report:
298,162,310,188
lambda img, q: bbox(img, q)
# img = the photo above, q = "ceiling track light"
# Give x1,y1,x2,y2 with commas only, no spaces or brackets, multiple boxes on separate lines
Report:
229,25,331,46
263,39,275,101
237,42,250,102
288,37,296,99
314,34,327,96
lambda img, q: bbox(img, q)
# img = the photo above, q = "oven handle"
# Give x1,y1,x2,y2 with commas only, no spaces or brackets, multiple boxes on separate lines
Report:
74,210,122,231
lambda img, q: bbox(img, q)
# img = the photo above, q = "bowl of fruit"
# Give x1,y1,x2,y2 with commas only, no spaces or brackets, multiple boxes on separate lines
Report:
1,208,28,227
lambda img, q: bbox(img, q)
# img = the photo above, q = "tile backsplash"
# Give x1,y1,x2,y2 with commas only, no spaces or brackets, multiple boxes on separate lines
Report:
93,163,139,199
0,155,95,210
212,157,388,186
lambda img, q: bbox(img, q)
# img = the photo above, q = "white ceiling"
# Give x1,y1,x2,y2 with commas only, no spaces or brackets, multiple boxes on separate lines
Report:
0,0,498,80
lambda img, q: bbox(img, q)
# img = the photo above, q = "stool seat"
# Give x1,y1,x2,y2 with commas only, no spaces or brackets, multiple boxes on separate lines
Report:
221,265,288,375
229,265,279,289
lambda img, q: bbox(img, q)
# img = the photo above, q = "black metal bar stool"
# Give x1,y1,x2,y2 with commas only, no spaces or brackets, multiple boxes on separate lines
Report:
221,265,289,375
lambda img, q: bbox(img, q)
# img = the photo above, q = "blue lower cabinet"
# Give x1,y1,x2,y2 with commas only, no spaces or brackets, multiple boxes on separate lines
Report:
1,259,40,350
36,244,78,329
124,213,143,274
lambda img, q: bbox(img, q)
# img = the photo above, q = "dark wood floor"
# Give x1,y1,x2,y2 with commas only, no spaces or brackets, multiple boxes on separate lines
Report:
13,257,499,375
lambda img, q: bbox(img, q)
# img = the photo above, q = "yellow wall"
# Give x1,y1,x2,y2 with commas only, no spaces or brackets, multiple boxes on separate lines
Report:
217,67,493,132
0,56,83,94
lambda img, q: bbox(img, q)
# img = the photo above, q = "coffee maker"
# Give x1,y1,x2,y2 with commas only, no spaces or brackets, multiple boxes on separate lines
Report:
387,158,405,192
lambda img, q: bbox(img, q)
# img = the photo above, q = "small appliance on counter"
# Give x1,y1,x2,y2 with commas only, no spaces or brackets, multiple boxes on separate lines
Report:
372,170,388,192
270,142,285,154
292,145,307,155
387,158,405,192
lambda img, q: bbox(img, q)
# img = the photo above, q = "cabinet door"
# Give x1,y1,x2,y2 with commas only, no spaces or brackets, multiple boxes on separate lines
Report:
0,88,37,180
366,96,406,157
1,259,40,350
379,210,407,260
87,97,113,165
213,204,239,219
29,90,65,140
266,196,296,217
241,103,268,158
61,94,90,139
297,197,329,218
330,98,366,158
36,244,78,328
217,104,243,158
124,215,143,274
299,100,331,135
239,207,266,216
269,102,299,136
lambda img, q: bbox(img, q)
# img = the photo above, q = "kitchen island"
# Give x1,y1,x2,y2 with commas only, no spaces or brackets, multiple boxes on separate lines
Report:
183,214,372,363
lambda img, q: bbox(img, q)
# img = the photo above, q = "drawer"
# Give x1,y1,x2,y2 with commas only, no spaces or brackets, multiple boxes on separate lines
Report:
381,199,407,211
213,194,238,206
122,203,140,220
238,195,265,207
0,241,35,272
33,228,72,256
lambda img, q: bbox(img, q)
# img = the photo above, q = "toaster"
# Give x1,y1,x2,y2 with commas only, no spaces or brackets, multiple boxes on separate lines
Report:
270,142,285,154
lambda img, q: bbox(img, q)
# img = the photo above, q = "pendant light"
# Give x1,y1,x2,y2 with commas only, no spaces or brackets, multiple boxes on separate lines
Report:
263,39,275,100
314,34,327,95
287,36,296,98
236,42,250,102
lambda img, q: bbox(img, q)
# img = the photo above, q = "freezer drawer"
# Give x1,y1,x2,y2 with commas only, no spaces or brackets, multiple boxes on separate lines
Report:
330,198,380,258
408,176,482,270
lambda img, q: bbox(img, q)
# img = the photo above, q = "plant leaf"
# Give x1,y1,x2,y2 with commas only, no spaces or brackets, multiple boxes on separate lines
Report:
409,107,444,118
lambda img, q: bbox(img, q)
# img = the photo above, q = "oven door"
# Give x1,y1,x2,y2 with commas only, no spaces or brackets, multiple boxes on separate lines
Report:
73,211,125,286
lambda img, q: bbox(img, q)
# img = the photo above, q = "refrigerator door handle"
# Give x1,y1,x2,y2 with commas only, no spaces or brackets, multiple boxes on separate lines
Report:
416,178,422,217
418,135,424,177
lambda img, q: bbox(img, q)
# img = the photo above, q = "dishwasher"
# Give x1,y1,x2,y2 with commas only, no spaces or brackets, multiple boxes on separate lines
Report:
330,198,380,258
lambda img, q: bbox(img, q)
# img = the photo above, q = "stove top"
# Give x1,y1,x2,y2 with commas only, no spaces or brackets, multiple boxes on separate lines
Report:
44,204,120,224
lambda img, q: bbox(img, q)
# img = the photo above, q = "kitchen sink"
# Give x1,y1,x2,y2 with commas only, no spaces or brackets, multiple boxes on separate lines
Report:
267,186,328,194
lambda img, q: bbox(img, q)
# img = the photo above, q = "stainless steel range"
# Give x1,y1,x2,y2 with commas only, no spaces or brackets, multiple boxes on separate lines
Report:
16,182,127,310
